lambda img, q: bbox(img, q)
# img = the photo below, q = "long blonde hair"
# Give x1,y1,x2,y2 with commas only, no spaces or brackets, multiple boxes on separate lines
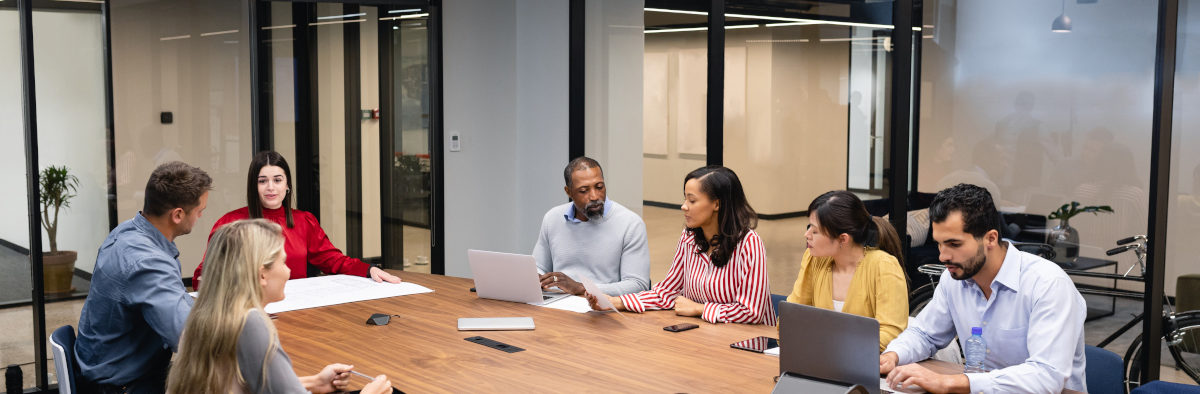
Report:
168,219,285,394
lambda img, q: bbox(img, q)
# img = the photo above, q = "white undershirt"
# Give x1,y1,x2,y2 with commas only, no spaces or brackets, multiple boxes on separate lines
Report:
832,299,845,312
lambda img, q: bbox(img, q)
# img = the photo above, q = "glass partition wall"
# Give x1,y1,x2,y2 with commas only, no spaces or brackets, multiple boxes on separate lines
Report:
0,0,441,391
915,0,1195,386
260,2,435,275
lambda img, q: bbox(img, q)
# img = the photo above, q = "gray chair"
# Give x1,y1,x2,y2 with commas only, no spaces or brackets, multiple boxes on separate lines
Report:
48,325,79,394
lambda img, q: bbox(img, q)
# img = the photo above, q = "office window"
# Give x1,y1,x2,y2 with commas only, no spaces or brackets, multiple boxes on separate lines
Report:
32,6,109,387
1165,0,1200,382
110,0,253,279
914,0,1191,382
0,7,36,390
641,4,710,284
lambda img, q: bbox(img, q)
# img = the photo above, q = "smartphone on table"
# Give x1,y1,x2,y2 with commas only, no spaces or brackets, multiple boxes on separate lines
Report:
663,323,699,332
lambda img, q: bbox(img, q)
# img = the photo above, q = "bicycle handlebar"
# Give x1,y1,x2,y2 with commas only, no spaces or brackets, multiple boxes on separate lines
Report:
1107,244,1136,256
1117,235,1147,245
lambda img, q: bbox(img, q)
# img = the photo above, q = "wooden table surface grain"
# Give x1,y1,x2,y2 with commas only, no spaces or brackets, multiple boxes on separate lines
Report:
273,271,1082,394
273,271,781,393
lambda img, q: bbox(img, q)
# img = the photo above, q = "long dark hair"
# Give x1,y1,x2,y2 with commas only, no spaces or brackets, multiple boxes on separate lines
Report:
685,166,757,268
808,190,905,270
247,151,295,228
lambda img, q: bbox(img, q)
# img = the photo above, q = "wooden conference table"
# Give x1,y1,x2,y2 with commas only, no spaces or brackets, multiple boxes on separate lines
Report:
273,271,1074,393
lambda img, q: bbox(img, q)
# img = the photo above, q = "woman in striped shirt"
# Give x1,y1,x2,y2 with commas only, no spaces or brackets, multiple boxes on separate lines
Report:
587,166,775,325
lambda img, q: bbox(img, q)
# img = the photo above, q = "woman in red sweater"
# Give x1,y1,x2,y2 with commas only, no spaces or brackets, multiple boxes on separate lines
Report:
193,151,401,289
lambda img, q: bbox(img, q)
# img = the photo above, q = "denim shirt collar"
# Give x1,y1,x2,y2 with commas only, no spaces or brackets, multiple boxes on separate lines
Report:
563,199,614,223
133,212,180,259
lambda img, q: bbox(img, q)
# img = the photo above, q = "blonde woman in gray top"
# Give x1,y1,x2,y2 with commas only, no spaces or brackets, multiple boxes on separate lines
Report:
167,219,392,394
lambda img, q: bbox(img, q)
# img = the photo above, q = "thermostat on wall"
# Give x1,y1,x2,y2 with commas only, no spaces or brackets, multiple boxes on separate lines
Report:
449,132,461,152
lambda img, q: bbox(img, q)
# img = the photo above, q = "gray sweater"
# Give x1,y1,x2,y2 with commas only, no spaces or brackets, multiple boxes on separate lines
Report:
237,309,309,394
532,200,651,295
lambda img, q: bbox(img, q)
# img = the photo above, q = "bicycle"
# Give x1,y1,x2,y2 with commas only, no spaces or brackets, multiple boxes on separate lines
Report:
1100,235,1200,391
907,240,1054,316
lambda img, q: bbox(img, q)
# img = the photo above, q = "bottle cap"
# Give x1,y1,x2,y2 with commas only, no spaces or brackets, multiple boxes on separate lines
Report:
971,326,983,335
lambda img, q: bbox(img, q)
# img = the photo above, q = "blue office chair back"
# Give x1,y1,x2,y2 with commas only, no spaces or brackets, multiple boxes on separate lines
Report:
1085,345,1123,394
1132,380,1200,394
49,325,79,394
771,294,786,317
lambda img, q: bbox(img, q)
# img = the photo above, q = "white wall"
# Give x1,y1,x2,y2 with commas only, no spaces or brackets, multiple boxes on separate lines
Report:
442,0,568,278
585,0,644,217
0,10,108,273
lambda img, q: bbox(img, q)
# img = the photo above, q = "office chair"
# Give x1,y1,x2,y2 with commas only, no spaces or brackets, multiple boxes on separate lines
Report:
1132,380,1200,394
1085,345,1124,394
771,294,786,317
49,325,79,394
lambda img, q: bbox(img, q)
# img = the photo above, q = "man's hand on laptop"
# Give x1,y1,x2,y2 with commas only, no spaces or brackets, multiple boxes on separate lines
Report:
539,272,584,295
884,362,969,394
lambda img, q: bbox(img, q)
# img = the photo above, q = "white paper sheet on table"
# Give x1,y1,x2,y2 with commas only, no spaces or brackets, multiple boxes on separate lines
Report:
259,275,433,314
579,276,622,315
539,295,594,313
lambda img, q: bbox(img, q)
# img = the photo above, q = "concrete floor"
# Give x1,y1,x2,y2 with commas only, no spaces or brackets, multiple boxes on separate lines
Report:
0,214,1195,390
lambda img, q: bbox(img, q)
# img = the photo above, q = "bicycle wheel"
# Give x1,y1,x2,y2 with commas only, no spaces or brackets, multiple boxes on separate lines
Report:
1123,311,1200,391
908,284,935,317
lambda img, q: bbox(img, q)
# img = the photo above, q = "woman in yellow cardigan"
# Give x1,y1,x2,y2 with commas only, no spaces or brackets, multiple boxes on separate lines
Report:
787,190,909,351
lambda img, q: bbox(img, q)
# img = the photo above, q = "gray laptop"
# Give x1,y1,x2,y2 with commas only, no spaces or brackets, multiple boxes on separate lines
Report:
467,249,571,305
778,301,882,394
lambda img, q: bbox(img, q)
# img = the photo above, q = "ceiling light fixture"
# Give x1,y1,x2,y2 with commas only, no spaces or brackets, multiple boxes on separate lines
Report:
1051,0,1072,33
645,7,916,31
644,24,760,34
317,12,366,20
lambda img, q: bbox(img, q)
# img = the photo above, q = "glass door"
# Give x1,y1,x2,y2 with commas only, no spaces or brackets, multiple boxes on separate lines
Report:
260,1,434,274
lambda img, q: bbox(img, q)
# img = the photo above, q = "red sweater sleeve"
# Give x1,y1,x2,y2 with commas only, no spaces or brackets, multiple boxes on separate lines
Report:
193,209,248,290
298,212,372,278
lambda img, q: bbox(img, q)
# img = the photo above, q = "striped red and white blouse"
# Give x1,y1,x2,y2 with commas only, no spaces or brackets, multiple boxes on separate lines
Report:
619,229,776,325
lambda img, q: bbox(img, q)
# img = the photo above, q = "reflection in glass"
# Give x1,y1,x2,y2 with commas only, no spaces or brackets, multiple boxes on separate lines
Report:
389,10,433,273
0,6,36,390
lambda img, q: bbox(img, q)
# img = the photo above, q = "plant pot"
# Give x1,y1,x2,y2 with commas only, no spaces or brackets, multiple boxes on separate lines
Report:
42,250,77,295
1047,220,1079,260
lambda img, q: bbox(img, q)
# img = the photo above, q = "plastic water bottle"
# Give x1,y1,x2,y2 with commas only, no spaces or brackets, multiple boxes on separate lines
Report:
964,326,987,373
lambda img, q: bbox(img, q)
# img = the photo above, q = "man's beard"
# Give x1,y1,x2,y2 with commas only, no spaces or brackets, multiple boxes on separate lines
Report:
947,243,986,280
585,200,605,220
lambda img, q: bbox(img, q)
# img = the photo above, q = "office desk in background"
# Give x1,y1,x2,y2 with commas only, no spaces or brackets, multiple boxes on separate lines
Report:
274,271,1081,393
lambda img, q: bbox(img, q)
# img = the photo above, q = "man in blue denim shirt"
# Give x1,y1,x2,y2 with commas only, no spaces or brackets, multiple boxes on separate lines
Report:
75,162,211,393
881,184,1087,394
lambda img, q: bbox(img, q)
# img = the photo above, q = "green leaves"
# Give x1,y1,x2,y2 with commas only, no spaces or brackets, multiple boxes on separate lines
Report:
1048,201,1114,221
39,165,79,253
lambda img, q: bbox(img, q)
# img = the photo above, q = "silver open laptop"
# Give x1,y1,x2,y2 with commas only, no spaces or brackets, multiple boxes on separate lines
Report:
778,301,883,394
467,249,571,306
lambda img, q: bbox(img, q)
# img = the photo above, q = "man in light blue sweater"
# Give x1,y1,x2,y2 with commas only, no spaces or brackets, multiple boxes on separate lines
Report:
533,157,651,296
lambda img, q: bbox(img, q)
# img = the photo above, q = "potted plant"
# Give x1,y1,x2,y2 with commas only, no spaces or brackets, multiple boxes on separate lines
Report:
40,165,79,295
1047,201,1114,260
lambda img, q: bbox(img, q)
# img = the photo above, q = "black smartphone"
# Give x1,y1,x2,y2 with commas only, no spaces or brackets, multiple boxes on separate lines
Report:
730,336,778,353
663,323,699,332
